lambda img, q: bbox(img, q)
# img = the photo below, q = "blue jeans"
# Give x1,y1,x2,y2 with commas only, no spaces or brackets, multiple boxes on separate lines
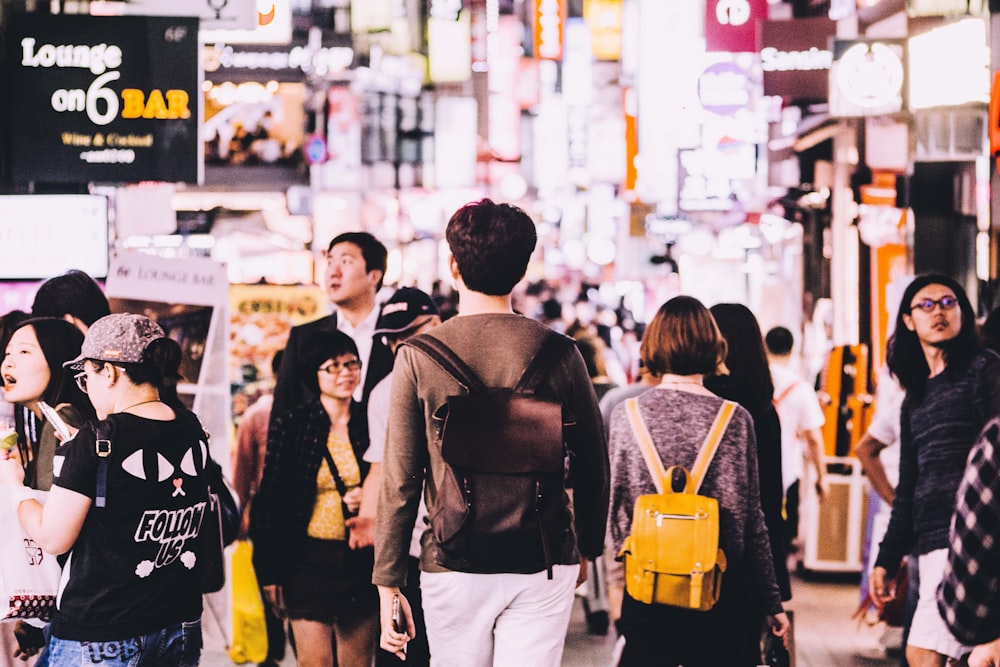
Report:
40,618,201,666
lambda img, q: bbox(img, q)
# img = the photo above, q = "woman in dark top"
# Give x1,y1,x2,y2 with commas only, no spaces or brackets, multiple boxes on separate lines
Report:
706,303,790,664
1,313,209,666
870,274,1000,666
251,329,378,666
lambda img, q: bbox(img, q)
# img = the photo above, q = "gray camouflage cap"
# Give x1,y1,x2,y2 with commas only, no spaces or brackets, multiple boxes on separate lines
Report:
64,313,166,370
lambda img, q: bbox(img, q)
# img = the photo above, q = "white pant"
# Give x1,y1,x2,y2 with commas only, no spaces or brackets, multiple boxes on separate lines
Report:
420,564,580,667
908,548,974,660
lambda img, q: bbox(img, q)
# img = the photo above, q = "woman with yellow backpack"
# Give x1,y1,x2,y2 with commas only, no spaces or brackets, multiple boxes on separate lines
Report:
606,296,789,666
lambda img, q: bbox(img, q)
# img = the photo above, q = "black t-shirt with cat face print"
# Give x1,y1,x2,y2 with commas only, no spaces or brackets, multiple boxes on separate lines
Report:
50,412,210,641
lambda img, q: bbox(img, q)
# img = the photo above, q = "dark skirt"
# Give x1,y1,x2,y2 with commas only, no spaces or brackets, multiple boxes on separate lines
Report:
618,565,759,667
284,537,377,624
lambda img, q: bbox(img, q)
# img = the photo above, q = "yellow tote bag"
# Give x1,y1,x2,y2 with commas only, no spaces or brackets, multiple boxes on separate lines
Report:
227,540,269,664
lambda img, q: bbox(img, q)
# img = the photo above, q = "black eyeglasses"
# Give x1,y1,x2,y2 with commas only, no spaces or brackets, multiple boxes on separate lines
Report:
318,359,362,374
74,371,89,394
910,295,959,313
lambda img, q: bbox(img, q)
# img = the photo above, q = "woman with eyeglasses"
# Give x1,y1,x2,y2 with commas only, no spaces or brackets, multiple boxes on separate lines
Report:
869,274,1000,667
1,313,214,665
250,329,378,666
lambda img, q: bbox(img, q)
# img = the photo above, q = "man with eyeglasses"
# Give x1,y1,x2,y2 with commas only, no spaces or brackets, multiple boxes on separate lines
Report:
271,231,394,418
869,274,1000,666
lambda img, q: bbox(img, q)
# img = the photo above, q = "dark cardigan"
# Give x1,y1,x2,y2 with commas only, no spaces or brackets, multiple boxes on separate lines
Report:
250,399,369,586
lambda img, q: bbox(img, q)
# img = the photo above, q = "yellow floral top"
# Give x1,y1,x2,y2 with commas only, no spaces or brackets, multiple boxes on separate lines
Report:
306,431,361,540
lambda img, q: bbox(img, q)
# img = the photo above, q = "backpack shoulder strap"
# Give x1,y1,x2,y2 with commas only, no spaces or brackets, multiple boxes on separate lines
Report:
773,382,796,407
94,419,113,508
405,334,488,393
515,332,573,393
689,400,737,494
624,398,669,494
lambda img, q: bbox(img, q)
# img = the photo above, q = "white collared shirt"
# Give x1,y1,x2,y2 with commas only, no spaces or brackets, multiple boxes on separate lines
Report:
336,305,379,401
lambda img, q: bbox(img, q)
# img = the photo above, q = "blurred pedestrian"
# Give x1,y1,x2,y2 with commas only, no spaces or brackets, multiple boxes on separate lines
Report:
765,326,828,553
706,303,791,664
31,269,110,334
353,286,442,666
232,350,287,667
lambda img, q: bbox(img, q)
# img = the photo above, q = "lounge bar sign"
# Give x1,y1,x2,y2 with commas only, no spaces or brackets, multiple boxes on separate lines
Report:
5,14,200,184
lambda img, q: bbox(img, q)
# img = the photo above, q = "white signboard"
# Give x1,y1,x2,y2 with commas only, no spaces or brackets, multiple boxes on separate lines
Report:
0,195,109,279
106,251,227,306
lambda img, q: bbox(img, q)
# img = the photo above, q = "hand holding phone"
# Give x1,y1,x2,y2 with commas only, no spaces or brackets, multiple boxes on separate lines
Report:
38,402,73,441
392,594,407,656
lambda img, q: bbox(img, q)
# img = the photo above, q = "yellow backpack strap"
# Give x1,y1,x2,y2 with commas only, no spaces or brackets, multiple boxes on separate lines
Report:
625,398,670,494
689,400,736,494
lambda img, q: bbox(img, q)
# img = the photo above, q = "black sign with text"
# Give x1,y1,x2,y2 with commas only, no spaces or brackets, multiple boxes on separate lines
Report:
5,14,200,184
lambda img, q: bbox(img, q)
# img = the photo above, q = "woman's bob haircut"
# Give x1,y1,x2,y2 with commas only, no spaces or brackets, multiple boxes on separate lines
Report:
641,295,728,378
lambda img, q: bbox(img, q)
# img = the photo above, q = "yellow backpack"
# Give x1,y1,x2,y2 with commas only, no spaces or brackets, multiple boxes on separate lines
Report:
618,398,736,610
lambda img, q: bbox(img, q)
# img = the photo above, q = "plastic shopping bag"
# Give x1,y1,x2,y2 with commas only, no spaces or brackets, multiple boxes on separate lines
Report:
0,487,61,621
227,540,268,664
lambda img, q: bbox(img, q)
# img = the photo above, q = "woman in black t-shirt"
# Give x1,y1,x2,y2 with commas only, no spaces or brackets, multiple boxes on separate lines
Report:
1,313,209,666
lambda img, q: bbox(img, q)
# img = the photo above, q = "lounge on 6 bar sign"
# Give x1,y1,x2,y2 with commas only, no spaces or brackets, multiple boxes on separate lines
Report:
5,14,200,184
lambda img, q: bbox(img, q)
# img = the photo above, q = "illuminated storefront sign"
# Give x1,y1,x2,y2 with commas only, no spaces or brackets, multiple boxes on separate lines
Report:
830,39,905,117
908,18,988,110
584,0,622,61
907,0,984,17
705,0,766,53
5,14,200,184
534,0,566,60
202,43,355,80
698,61,752,115
759,17,836,101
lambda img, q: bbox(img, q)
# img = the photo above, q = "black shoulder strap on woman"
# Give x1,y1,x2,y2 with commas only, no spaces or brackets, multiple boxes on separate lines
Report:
321,447,350,499
94,420,113,508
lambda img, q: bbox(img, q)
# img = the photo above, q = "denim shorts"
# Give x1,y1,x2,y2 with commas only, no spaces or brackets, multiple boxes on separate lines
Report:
40,618,202,667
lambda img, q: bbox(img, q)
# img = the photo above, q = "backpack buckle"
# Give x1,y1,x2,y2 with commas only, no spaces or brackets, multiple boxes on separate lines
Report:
96,439,111,457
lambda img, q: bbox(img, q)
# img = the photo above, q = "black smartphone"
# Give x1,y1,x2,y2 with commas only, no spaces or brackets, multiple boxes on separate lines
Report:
391,594,407,655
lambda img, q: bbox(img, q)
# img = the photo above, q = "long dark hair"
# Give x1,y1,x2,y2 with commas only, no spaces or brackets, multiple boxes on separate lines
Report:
886,273,979,400
11,318,94,415
705,303,775,419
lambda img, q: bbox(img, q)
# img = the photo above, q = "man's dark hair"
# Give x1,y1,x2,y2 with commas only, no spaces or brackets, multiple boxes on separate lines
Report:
887,273,979,400
327,232,388,290
31,270,111,327
764,326,795,356
446,199,537,296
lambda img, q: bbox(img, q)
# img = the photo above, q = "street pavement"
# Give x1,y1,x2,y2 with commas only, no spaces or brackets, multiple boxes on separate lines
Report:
201,570,902,666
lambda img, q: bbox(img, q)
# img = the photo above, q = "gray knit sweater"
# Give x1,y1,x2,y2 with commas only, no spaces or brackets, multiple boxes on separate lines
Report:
607,387,784,615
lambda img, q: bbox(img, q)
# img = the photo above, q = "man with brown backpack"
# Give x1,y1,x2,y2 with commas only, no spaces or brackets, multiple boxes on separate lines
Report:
373,199,610,666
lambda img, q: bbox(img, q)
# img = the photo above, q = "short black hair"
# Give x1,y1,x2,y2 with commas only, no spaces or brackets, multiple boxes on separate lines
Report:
446,199,537,296
327,232,388,290
32,270,110,327
296,330,359,398
764,326,794,356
